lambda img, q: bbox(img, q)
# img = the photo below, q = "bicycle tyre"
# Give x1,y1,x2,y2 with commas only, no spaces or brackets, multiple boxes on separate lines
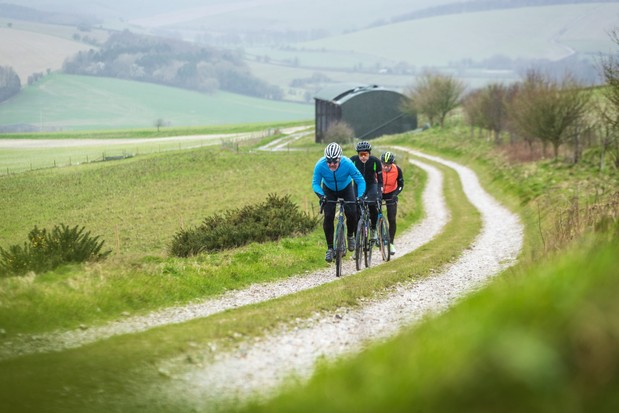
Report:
365,221,373,268
378,216,390,262
355,218,364,271
335,219,346,277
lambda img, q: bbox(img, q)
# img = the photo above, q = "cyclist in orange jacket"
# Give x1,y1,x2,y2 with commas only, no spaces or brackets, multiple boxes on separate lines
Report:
380,151,404,255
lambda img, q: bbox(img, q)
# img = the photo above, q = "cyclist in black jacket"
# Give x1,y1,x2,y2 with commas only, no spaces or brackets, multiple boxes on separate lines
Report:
350,141,383,240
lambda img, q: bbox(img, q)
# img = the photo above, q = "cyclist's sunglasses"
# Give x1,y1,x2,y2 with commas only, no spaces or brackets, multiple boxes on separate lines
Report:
326,158,340,165
358,151,370,157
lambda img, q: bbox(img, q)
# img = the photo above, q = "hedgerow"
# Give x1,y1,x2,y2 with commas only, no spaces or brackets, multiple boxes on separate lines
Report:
170,193,319,257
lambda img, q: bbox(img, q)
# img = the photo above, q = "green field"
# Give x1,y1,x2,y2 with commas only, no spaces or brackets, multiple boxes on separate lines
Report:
0,121,617,412
0,138,324,258
1,2,619,410
0,122,309,174
0,73,313,131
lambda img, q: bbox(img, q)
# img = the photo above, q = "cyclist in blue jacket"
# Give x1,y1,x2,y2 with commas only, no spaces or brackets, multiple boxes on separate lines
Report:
312,142,366,263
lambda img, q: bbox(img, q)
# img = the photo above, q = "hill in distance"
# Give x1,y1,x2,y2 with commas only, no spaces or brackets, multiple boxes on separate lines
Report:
1,0,618,131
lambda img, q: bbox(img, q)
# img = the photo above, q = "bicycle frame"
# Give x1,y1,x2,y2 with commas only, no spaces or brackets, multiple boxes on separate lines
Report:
322,198,356,277
376,199,391,262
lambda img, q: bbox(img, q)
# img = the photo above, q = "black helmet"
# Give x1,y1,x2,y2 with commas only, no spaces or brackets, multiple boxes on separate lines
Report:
381,152,395,164
355,141,371,152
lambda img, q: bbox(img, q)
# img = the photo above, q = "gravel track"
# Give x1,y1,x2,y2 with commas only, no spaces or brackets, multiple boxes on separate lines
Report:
147,148,524,410
0,143,523,412
0,150,442,362
0,149,445,361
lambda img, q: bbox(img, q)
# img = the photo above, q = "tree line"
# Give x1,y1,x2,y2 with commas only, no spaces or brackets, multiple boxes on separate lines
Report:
401,29,619,170
62,30,283,100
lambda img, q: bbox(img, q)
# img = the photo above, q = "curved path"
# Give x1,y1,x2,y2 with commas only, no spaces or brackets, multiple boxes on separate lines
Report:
0,139,523,412
147,147,524,410
0,147,444,361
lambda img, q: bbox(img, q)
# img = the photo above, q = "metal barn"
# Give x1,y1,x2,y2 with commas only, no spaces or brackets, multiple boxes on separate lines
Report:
314,84,417,143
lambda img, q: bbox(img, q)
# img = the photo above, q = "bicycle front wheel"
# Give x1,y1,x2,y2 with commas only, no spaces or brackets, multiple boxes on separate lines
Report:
335,220,347,277
365,223,373,268
355,218,364,271
378,216,390,262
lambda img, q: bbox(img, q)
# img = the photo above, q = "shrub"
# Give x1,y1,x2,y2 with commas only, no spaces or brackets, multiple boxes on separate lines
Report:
324,120,355,145
170,193,319,257
0,224,111,277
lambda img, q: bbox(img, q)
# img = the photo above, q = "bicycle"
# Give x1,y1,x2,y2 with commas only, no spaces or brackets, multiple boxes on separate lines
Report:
376,199,391,262
322,198,356,277
355,199,372,270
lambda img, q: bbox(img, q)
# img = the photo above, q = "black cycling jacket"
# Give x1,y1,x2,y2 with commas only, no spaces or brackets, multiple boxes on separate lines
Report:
349,155,383,188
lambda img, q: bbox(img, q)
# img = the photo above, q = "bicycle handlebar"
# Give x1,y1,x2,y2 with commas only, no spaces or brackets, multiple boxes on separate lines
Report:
320,198,358,214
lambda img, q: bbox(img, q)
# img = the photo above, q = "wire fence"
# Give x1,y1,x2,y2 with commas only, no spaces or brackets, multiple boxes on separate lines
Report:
0,129,280,176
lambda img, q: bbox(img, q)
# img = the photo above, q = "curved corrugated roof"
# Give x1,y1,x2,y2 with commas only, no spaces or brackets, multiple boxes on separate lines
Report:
314,83,383,102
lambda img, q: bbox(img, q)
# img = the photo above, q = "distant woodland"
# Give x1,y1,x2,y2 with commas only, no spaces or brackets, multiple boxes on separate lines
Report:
0,0,612,102
62,30,284,99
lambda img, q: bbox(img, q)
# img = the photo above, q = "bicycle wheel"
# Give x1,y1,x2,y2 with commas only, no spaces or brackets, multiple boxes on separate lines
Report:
335,220,347,277
378,216,390,262
355,218,364,271
365,220,373,268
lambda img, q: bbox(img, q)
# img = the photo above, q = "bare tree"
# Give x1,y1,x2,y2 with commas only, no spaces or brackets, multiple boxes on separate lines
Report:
600,29,619,115
0,65,21,102
508,70,590,160
154,118,166,132
402,71,465,128
462,83,509,143
597,27,619,168
461,88,485,139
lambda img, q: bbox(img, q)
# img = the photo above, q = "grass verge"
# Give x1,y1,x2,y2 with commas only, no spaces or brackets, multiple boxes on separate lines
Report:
239,237,619,413
0,154,480,412
0,143,420,336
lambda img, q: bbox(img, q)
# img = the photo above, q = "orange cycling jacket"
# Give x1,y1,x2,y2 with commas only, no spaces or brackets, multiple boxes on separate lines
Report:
382,164,404,195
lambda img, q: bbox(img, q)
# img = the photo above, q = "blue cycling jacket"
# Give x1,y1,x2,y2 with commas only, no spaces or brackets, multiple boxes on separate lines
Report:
312,156,366,198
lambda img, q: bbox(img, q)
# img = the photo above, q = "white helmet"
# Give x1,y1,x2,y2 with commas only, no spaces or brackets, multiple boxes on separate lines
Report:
324,142,342,162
